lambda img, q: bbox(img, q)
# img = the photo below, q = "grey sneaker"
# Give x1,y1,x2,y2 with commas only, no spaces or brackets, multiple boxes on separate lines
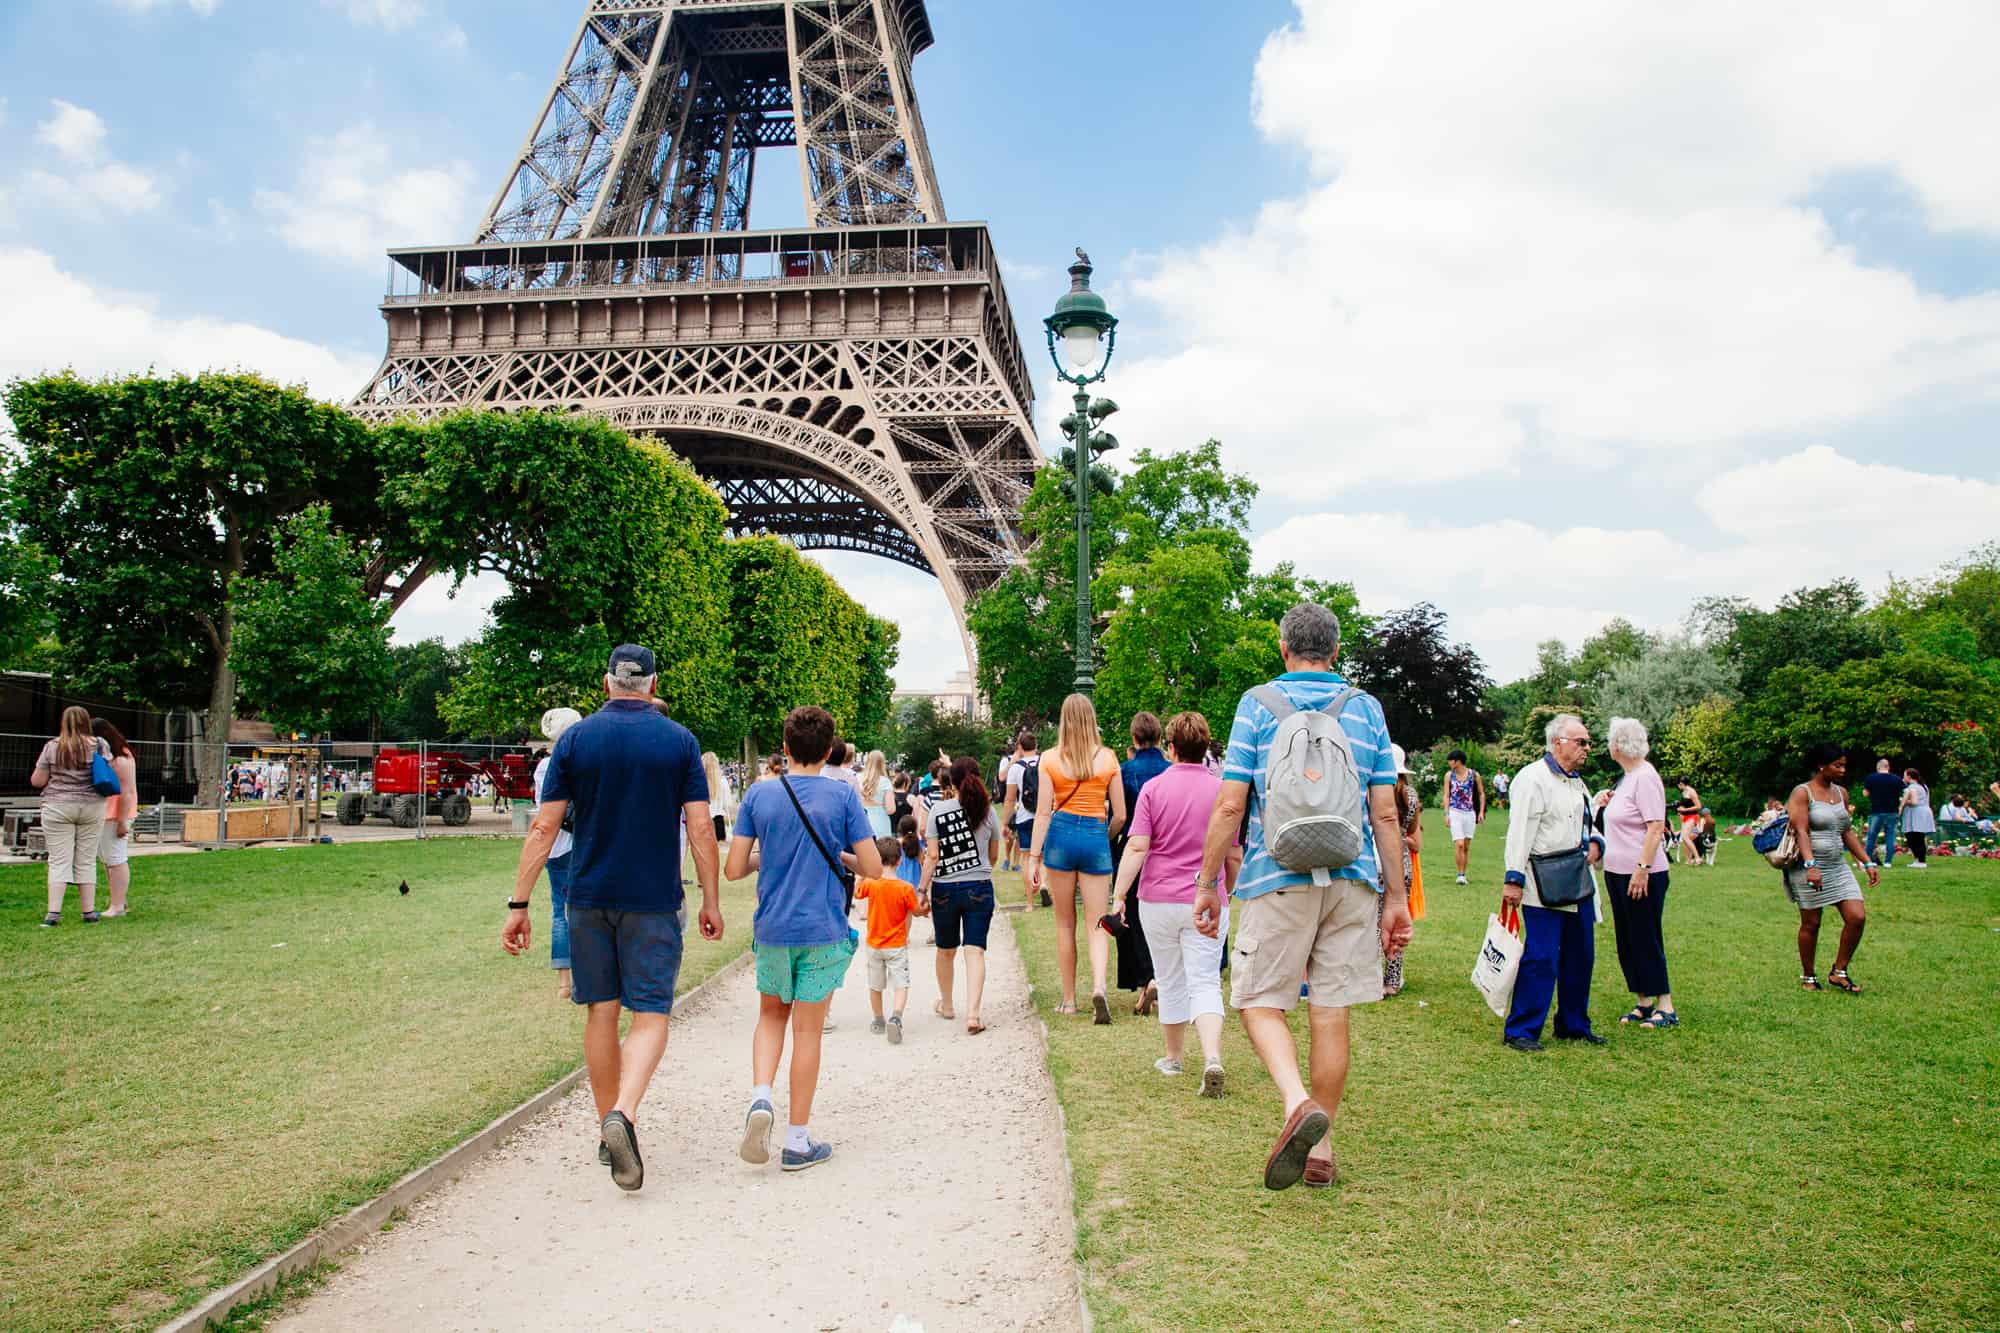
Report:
597,1140,611,1166
822,1016,837,1033
781,1139,833,1172
1200,1060,1226,1098
887,1014,903,1044
1154,1057,1184,1076
739,1099,775,1165
869,1016,887,1035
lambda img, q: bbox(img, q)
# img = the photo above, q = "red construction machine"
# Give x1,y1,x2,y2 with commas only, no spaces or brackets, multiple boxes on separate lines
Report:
335,749,537,827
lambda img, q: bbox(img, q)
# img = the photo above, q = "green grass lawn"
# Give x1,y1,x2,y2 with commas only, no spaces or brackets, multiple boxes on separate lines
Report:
1008,811,2000,1332
0,841,754,1333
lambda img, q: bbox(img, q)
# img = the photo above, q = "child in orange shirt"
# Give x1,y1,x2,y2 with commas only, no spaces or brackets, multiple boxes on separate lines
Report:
854,835,929,1044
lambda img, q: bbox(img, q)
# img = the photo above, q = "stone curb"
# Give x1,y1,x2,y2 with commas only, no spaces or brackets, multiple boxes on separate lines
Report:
157,948,755,1333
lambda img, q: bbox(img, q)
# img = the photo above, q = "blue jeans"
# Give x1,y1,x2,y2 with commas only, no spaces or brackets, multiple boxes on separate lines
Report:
1042,811,1113,876
1505,896,1597,1042
547,853,572,970
1864,813,1899,865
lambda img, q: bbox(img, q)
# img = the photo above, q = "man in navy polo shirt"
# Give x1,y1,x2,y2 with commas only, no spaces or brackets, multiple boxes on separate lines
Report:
502,643,721,1193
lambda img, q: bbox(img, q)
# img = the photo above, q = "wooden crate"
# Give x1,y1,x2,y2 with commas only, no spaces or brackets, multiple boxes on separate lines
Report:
181,805,305,843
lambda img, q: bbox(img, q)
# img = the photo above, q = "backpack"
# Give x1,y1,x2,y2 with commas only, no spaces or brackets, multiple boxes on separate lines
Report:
1751,808,1798,868
1017,756,1041,815
891,788,913,829
1248,684,1367,886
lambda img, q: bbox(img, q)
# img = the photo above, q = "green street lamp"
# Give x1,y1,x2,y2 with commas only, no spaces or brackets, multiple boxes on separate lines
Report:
1043,248,1120,696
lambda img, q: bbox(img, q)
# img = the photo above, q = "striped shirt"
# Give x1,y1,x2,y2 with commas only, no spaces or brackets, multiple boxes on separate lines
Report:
1222,671,1398,900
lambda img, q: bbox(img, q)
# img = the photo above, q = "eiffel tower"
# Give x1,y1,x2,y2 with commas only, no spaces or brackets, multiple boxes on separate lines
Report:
351,0,1039,657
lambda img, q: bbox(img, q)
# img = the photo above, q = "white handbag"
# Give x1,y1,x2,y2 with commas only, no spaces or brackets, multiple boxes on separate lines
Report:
1471,905,1524,1019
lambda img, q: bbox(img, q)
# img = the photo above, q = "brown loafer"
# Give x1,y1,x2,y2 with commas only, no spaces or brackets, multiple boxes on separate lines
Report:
1263,1099,1329,1191
1302,1153,1338,1188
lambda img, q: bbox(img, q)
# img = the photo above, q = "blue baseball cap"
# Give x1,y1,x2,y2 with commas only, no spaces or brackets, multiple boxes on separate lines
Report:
608,643,656,681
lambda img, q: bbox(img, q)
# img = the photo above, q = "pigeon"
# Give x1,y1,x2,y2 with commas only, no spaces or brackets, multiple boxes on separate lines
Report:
398,879,410,896
1075,246,1091,266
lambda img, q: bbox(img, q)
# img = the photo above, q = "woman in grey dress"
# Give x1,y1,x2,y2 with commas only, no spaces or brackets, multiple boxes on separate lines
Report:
1783,743,1879,993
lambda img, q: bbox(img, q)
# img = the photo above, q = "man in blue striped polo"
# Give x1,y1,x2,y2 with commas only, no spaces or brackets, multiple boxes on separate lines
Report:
1195,602,1412,1192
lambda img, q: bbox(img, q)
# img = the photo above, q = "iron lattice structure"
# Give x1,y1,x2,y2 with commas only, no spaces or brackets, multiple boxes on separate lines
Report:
353,0,1037,651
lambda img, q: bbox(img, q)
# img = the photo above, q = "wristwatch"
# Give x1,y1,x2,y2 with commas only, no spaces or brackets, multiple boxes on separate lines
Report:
1800,860,1817,870
507,899,530,910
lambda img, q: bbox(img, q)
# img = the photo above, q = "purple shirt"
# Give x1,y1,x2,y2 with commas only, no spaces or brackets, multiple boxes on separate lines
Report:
1131,763,1226,905
1604,762,1670,875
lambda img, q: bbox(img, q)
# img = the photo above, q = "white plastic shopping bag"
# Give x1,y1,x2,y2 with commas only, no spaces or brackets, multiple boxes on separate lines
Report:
1471,906,1524,1019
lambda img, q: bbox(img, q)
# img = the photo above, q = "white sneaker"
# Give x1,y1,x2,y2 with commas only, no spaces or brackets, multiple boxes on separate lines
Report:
1154,1057,1184,1076
1911,861,1927,869
1455,874,1467,885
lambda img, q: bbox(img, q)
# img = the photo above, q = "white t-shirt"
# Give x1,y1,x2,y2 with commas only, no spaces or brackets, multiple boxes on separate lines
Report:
534,756,573,860
1005,758,1037,824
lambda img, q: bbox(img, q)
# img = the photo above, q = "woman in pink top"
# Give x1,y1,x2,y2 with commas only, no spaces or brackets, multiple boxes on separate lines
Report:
1109,712,1241,1096
1603,717,1676,1028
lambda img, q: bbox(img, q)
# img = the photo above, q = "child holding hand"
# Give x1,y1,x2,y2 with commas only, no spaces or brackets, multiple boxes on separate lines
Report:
854,835,929,1044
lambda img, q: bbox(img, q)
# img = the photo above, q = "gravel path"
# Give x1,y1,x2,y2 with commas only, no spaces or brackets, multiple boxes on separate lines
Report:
272,911,1080,1333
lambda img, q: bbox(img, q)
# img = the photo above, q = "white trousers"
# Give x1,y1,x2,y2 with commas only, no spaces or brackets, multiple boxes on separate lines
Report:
43,801,105,890
1139,899,1228,1026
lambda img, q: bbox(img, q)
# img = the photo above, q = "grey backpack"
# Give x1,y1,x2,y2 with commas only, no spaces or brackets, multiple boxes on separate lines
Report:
1250,684,1367,886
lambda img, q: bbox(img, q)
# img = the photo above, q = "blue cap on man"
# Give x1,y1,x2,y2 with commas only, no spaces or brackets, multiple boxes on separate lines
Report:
608,643,656,681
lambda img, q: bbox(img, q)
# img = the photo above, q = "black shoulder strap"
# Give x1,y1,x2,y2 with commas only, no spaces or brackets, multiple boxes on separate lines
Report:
780,775,848,881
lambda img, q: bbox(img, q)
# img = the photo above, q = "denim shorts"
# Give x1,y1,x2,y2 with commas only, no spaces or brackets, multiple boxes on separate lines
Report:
1041,811,1113,876
755,932,858,1005
568,905,685,1014
931,879,995,950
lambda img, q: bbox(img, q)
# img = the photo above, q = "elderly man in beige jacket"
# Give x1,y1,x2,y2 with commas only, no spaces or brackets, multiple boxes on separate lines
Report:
1499,713,1605,1052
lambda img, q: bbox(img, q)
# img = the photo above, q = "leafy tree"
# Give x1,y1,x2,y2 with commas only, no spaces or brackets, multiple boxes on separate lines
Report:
850,617,901,751
1570,618,1652,696
881,696,1004,772
1655,696,1745,812
1594,639,1738,738
2,372,380,795
709,537,872,755
1935,724,1998,803
0,528,56,671
1714,580,1891,693
385,412,733,736
380,638,465,742
233,505,395,737
1349,602,1499,751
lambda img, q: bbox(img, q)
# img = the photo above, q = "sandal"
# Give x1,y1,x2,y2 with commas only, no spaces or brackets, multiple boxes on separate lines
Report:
1135,985,1156,1017
39,912,60,929
1799,975,1821,992
966,1017,987,1035
1640,1010,1679,1029
1826,968,1863,994
1620,1004,1656,1024
933,1000,956,1020
81,911,102,924
1054,1002,1077,1015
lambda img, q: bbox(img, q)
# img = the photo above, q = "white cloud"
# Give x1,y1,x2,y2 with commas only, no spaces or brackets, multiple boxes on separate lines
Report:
389,572,506,648
255,123,474,267
323,0,425,31
26,100,163,215
1112,1,2000,507
808,553,967,693
1256,446,2000,679
442,24,469,53
0,247,378,404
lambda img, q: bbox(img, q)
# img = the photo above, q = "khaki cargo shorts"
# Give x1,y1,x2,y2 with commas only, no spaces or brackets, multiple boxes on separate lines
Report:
1229,879,1382,1012
864,944,911,991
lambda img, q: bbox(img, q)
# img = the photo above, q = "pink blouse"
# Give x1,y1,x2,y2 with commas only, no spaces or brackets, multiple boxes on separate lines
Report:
1603,762,1670,875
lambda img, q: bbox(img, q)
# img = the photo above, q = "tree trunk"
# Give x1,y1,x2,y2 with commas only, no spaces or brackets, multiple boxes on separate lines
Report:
196,512,244,806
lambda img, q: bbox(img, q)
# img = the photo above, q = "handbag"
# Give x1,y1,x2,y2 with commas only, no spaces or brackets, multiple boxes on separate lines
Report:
1527,779,1595,906
780,775,855,897
1471,904,1524,1018
90,742,122,798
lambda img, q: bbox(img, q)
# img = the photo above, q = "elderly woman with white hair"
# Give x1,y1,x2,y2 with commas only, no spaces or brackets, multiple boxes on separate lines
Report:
537,706,584,998
1499,712,1605,1052
1602,717,1676,1028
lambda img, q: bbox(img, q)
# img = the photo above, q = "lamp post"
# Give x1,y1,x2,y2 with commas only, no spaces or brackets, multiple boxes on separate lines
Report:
1043,249,1120,696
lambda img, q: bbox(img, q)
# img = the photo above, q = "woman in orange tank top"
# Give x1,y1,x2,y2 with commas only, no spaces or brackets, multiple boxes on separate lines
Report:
1027,693,1127,1020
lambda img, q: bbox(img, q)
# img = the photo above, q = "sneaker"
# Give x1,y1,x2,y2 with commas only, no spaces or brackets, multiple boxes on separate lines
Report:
1455,874,1468,885
887,1014,903,1045
81,911,101,924
869,1016,887,1036
781,1139,834,1172
740,1099,775,1164
39,913,60,929
600,1111,643,1191
822,1017,837,1033
1154,1057,1184,1076
1911,861,1928,870
1200,1059,1225,1098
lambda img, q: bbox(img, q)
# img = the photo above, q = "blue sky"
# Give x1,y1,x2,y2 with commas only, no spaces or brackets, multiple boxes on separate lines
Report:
4,1,1997,693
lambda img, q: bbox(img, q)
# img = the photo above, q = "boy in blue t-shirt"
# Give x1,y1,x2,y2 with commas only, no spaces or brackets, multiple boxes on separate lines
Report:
725,705,881,1173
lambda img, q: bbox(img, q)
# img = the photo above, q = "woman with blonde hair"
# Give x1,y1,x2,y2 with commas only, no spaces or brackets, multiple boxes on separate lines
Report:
859,749,894,839
1026,693,1128,1022
702,751,736,845
32,706,113,926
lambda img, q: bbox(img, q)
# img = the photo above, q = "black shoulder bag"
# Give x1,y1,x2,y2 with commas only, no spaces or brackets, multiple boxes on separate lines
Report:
780,775,856,896
1527,777,1597,907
